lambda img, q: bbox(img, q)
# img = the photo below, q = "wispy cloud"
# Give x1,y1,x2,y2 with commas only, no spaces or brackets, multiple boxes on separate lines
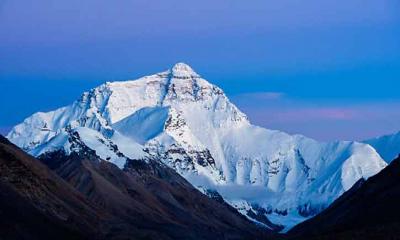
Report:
273,107,358,121
233,92,285,101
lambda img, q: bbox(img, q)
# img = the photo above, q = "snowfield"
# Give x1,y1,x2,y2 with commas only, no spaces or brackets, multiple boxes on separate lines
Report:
7,63,387,231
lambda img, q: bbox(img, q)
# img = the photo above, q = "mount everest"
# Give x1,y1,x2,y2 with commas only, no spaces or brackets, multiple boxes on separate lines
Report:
7,63,387,230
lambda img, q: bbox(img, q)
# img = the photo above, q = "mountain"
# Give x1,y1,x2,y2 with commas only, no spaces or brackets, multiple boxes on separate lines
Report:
0,134,270,239
364,131,400,163
289,155,400,239
7,63,387,230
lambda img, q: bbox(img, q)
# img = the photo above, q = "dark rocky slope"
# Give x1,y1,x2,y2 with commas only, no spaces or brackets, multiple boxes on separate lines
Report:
0,135,100,240
289,155,400,239
39,149,271,239
0,134,271,239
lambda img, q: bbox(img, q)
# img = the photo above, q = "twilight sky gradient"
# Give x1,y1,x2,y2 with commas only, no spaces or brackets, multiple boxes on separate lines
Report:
1,0,400,141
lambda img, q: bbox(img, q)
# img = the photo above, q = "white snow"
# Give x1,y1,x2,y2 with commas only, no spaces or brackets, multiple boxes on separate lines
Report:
31,127,146,168
113,106,170,144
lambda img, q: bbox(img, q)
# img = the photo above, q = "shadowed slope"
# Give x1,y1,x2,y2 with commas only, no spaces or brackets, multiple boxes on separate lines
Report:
0,135,100,240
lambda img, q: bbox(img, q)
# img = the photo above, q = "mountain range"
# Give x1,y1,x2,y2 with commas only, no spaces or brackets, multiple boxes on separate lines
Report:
6,63,393,232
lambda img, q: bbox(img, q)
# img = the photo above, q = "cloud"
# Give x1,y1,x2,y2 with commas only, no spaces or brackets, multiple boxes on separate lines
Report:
273,107,359,121
233,92,285,101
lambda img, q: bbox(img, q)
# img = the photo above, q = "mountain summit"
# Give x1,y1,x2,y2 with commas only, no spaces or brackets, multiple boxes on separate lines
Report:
170,62,200,78
7,63,387,230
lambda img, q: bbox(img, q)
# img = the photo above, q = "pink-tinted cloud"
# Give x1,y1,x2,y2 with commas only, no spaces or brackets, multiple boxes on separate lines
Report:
272,107,359,122
234,92,285,100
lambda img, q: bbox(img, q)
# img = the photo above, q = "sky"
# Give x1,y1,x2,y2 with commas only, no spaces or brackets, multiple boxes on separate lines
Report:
1,0,400,141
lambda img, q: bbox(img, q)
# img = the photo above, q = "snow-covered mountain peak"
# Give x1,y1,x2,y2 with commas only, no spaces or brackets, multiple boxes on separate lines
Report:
7,63,248,151
169,62,200,79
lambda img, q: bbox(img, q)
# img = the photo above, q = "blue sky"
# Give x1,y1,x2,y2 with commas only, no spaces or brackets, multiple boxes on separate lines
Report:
1,0,400,141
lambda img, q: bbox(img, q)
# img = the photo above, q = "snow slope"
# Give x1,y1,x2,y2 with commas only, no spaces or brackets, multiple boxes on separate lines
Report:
364,131,400,163
7,63,387,230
